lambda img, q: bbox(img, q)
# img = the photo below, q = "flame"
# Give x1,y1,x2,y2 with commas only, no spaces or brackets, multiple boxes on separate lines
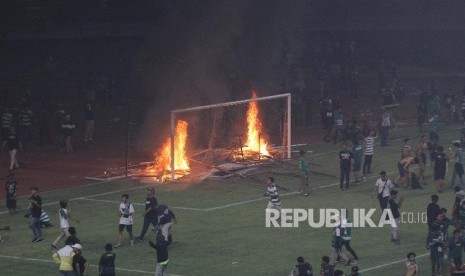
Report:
152,120,190,180
242,92,270,156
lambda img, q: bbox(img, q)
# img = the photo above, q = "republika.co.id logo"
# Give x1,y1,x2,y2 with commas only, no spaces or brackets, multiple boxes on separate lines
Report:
265,208,427,228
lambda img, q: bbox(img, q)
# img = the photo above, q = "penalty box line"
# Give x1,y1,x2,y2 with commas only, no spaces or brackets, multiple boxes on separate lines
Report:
77,170,396,212
0,254,188,276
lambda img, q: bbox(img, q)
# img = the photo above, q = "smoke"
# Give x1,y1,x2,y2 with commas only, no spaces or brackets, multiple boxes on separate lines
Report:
135,0,309,152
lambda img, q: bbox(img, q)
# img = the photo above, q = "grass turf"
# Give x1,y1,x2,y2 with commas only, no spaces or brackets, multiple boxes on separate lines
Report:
0,124,463,275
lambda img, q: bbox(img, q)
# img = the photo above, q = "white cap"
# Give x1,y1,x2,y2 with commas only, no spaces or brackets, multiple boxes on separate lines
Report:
456,190,465,196
72,244,82,250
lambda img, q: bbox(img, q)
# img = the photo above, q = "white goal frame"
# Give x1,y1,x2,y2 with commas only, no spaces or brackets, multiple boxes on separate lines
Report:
170,93,292,180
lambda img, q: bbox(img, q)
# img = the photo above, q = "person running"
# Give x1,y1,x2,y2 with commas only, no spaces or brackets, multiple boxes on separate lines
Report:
29,186,43,242
341,216,359,265
5,172,18,215
374,171,394,211
388,190,404,244
116,194,135,248
352,140,363,183
72,244,88,276
362,130,376,176
450,142,464,188
339,142,353,191
99,243,116,276
1,126,22,171
264,176,281,211
432,146,448,192
415,135,428,185
136,188,158,242
156,204,176,246
149,233,169,276
330,220,349,266
52,200,80,251
298,150,309,196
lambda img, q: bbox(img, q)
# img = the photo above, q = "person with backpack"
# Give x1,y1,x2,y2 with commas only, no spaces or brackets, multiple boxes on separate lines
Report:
290,256,312,276
116,194,134,248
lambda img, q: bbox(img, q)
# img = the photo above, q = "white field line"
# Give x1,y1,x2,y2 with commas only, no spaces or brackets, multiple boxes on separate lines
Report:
359,252,429,273
73,171,396,212
0,254,187,276
0,184,151,215
79,198,204,211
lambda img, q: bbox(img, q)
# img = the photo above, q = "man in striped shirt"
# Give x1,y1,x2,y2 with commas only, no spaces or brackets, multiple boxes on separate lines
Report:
264,176,281,211
1,106,13,141
362,130,376,176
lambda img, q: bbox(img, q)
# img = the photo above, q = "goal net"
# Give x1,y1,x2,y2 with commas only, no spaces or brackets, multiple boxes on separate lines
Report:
166,92,291,180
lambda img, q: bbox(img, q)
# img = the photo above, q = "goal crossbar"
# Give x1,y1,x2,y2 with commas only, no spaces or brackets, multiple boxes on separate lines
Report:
170,93,292,180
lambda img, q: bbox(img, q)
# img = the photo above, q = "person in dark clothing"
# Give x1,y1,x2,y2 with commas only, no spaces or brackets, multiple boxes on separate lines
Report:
136,187,158,241
389,190,404,244
1,126,22,171
291,256,312,276
99,243,116,276
427,195,440,231
72,244,88,276
432,146,448,193
29,187,43,242
5,172,18,215
65,227,81,246
156,204,176,246
339,142,353,191
149,233,169,276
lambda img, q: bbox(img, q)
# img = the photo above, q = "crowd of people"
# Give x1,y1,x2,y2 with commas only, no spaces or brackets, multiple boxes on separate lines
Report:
2,180,176,275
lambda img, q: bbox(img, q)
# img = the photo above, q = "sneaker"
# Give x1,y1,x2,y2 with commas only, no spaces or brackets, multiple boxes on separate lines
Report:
32,237,38,243
303,193,309,197
351,259,359,265
51,244,58,251
131,240,134,246
296,192,302,195
35,237,44,243
136,236,143,242
0,239,4,245
114,243,121,249
362,176,366,183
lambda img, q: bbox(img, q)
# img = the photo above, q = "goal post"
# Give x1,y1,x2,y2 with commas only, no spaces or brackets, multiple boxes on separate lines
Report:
170,93,292,181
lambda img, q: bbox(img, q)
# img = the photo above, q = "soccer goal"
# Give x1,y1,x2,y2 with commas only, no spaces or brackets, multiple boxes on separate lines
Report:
169,93,292,180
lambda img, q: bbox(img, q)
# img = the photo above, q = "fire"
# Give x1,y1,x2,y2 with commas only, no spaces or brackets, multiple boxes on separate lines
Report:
242,92,270,156
152,120,190,180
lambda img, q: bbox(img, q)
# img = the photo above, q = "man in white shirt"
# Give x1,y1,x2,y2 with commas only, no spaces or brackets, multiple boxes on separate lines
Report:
373,171,394,210
116,194,134,248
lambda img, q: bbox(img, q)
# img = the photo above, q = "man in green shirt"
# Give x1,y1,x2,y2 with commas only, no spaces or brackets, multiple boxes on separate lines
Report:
298,150,309,197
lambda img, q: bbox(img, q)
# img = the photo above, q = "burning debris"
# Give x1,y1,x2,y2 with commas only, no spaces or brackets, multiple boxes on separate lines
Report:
146,120,191,181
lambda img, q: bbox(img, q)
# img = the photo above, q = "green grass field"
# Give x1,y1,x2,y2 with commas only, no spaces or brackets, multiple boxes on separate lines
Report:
0,125,463,276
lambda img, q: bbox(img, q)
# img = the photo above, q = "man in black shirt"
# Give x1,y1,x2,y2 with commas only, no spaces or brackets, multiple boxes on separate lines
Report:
426,195,440,231
29,187,43,242
157,205,176,246
136,188,158,241
339,142,353,191
433,146,448,193
99,243,116,276
72,244,88,276
149,234,169,276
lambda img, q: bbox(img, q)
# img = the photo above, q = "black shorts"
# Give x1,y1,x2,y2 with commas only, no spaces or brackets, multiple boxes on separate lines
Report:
353,161,361,172
118,224,133,232
434,169,446,181
6,198,16,209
